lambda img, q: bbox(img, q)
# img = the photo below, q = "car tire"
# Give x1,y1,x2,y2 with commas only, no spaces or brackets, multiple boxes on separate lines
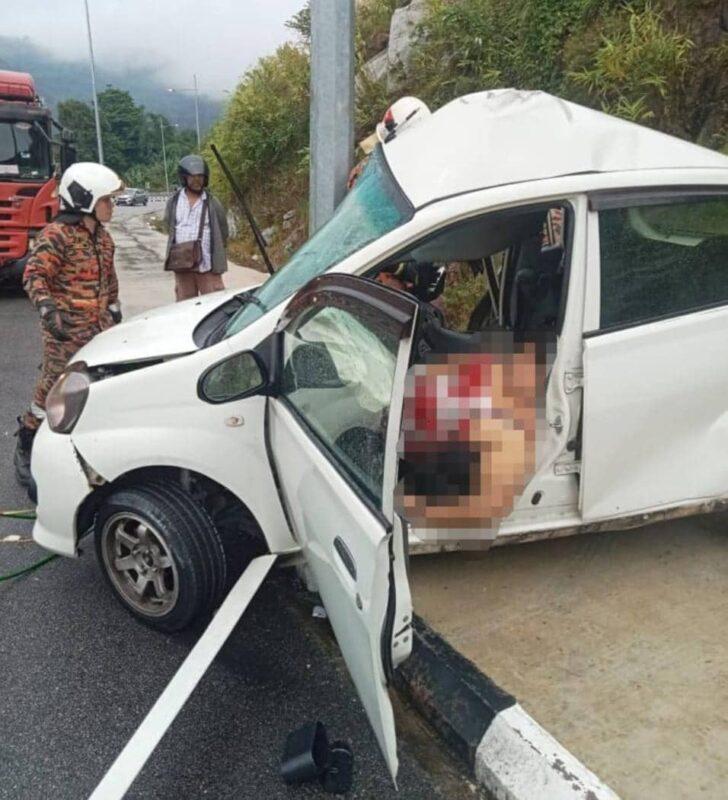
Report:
94,482,227,632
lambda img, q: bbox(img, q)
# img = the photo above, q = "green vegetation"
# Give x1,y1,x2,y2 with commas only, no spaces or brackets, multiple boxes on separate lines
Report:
409,0,727,146
58,88,197,188
203,0,727,271
206,44,310,197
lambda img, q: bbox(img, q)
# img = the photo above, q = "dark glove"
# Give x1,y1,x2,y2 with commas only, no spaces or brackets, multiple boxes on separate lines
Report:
109,302,122,324
38,300,71,342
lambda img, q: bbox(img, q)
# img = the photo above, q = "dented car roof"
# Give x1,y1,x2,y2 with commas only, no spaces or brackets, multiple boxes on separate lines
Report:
383,89,728,208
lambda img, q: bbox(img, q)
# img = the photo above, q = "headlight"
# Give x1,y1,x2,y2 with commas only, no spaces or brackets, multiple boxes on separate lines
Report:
46,362,90,434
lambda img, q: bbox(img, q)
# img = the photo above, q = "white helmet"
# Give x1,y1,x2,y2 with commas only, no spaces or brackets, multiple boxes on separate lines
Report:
58,162,124,214
376,96,431,144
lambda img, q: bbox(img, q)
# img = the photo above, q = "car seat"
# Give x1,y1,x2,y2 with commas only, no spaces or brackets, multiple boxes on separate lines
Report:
510,240,565,331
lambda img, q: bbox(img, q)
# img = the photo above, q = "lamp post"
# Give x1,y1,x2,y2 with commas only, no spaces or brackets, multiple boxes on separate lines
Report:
83,0,104,164
159,120,180,196
193,74,200,150
167,76,201,149
159,119,169,195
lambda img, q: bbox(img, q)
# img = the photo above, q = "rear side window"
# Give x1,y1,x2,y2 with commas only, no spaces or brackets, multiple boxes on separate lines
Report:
599,197,728,329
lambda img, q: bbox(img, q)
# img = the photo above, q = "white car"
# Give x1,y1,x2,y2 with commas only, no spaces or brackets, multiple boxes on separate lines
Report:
31,89,728,779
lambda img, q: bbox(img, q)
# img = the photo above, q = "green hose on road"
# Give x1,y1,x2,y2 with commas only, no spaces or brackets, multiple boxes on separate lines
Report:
0,508,58,582
0,509,36,520
0,554,58,583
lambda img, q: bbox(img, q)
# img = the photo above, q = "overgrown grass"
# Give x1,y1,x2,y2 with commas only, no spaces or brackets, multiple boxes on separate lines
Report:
205,0,727,272
567,3,693,127
408,0,725,145
205,43,310,207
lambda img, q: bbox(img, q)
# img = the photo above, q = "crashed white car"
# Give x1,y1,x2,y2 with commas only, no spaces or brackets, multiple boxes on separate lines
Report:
31,90,728,779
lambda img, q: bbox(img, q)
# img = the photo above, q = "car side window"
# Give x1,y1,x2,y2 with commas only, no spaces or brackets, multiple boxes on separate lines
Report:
369,203,570,336
599,197,728,329
280,302,401,506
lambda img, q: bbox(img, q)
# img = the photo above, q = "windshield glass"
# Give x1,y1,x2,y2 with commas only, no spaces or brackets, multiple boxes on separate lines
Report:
223,146,413,338
0,121,51,180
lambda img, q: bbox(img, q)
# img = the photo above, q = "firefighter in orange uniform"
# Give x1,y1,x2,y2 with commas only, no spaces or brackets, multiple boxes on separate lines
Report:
14,162,124,489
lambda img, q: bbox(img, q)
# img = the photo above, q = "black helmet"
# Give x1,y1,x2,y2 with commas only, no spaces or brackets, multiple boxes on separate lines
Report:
178,154,209,187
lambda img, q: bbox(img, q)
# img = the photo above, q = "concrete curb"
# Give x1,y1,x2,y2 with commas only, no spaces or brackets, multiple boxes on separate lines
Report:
396,617,620,800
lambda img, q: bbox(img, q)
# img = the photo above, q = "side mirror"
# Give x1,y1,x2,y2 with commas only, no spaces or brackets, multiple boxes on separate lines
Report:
60,143,77,172
199,351,266,403
61,128,75,144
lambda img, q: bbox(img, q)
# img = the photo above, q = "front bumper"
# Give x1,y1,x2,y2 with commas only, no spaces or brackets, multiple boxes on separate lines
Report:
31,424,94,556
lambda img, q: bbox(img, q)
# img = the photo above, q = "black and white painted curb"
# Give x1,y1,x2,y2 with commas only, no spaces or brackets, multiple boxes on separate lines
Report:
397,617,620,800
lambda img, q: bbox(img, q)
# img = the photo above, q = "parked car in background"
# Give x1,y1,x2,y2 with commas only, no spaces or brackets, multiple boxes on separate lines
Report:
115,187,148,206
29,89,728,782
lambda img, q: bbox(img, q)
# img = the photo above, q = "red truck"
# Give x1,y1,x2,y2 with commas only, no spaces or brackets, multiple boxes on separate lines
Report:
0,70,76,286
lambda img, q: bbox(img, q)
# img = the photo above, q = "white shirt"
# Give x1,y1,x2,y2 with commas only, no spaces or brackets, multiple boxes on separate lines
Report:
174,190,212,272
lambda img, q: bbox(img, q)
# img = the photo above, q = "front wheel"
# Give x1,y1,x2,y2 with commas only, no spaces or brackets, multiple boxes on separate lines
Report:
95,482,227,632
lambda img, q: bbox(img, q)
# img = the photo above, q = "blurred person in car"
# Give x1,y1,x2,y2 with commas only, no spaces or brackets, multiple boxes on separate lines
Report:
397,332,547,541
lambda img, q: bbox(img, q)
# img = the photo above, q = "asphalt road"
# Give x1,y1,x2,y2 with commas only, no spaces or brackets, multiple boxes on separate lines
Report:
0,206,480,800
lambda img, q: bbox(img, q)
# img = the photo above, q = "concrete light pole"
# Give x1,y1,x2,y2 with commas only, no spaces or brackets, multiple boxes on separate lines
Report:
167,77,202,150
193,73,201,150
83,0,104,164
309,0,355,235
159,119,170,195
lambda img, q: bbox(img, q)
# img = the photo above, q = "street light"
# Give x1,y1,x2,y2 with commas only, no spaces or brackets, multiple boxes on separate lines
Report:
159,120,179,196
167,74,201,149
83,0,104,164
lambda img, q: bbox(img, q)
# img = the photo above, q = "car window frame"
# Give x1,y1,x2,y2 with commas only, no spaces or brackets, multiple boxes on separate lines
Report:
586,187,728,337
363,199,576,336
274,275,417,524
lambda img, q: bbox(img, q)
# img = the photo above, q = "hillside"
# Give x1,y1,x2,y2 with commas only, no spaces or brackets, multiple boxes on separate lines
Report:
0,35,221,131
208,0,728,273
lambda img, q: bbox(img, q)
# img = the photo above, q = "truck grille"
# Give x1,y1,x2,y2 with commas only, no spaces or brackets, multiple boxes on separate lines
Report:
0,231,26,258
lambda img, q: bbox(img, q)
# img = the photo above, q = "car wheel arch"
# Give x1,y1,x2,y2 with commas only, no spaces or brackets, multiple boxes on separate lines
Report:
75,465,271,556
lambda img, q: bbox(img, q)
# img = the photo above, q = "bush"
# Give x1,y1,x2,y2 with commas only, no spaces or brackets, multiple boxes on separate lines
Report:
567,3,693,128
407,0,726,148
206,43,310,203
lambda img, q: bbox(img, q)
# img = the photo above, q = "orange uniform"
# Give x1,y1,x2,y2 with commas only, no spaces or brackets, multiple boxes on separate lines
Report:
21,214,118,430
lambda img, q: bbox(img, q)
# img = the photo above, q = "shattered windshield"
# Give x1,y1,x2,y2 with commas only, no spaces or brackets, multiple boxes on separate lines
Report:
0,121,51,180
223,146,413,338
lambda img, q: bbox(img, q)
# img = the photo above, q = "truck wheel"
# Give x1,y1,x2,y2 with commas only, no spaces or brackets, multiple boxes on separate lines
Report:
95,482,227,632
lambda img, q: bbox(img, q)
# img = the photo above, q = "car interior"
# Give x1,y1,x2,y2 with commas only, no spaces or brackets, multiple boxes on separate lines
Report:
277,204,571,512
366,202,570,351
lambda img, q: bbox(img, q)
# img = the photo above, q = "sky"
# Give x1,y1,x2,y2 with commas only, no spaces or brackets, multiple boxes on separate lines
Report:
2,0,305,97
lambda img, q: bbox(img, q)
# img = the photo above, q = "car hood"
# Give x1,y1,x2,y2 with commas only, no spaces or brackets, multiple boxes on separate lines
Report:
75,289,241,367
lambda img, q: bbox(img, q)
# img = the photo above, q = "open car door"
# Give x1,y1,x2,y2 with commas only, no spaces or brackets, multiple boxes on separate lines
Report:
266,274,417,780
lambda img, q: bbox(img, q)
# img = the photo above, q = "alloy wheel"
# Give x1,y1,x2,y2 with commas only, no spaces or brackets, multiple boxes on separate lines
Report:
100,512,179,617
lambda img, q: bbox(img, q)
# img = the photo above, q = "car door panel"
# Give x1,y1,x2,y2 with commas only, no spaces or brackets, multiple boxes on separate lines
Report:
269,401,402,776
266,275,417,781
581,307,728,520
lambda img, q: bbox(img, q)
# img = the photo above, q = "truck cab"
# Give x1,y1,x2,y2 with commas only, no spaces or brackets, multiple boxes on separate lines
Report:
0,70,76,286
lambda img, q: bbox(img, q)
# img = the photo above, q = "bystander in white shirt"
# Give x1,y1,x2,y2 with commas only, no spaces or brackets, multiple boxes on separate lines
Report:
174,190,212,272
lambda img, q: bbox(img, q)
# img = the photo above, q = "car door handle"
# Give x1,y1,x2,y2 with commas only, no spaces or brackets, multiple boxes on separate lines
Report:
333,536,357,581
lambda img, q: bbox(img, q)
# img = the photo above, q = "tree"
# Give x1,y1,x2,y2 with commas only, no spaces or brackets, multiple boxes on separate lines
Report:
285,3,311,42
56,87,198,189
57,99,97,161
98,87,144,174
